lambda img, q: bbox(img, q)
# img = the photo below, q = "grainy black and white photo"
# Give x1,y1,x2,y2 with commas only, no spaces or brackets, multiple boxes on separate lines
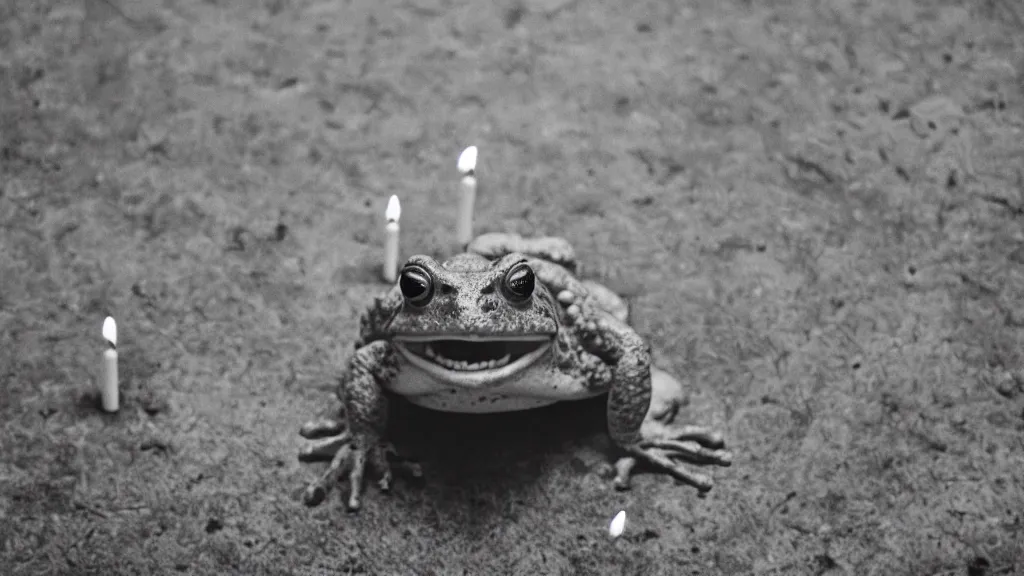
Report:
1,0,1022,574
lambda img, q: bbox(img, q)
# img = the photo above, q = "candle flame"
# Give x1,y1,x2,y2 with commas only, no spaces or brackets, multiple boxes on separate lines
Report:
609,510,627,538
385,195,401,222
457,145,478,174
102,316,117,346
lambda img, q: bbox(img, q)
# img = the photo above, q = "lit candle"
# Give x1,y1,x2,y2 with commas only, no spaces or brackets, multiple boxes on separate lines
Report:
101,316,119,413
609,510,627,539
456,145,477,246
383,195,401,283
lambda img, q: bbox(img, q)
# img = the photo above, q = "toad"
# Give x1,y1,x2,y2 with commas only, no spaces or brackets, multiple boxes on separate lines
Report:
298,233,732,510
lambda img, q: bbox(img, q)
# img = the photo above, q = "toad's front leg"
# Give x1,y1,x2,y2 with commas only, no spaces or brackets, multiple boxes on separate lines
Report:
577,311,732,492
298,340,421,510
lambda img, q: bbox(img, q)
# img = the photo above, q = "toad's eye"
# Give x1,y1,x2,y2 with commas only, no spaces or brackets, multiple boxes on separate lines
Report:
502,263,535,303
399,266,433,305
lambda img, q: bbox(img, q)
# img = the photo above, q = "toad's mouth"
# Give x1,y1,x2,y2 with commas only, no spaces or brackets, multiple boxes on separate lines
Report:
393,335,553,386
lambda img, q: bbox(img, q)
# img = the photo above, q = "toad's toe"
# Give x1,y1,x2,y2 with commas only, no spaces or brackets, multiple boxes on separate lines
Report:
303,484,327,507
300,417,345,439
298,432,351,461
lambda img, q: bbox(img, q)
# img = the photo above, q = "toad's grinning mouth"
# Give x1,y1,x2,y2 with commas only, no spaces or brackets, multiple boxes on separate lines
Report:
393,335,553,385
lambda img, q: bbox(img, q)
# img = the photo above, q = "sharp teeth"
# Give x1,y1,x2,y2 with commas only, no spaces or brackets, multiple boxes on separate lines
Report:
483,360,495,369
425,345,436,358
495,353,511,368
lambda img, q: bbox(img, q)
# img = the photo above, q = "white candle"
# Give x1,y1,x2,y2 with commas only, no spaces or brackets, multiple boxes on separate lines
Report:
456,145,477,246
609,510,627,539
383,195,401,283
101,316,119,413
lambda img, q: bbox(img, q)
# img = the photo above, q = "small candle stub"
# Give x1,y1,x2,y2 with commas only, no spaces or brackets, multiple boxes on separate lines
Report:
383,195,401,283
100,316,119,413
456,145,478,245
609,510,627,538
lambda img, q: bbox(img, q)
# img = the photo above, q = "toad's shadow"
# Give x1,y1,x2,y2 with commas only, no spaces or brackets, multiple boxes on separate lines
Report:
386,392,614,499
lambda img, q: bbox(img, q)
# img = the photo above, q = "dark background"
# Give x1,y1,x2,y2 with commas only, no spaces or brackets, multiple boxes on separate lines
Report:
1,0,1022,574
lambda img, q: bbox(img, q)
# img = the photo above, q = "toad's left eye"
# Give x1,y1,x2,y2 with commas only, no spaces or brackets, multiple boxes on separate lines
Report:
400,265,434,306
502,263,535,302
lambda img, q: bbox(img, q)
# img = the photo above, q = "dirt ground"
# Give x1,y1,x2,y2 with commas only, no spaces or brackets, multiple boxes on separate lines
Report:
2,0,1023,574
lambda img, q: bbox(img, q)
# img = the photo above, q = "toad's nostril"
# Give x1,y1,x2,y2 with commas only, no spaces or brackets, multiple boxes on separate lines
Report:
440,283,455,295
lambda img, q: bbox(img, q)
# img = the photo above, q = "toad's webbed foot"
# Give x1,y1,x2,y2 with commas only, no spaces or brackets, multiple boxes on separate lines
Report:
298,420,421,509
613,426,732,492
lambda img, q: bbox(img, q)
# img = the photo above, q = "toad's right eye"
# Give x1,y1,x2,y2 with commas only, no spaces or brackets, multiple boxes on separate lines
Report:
399,266,433,306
